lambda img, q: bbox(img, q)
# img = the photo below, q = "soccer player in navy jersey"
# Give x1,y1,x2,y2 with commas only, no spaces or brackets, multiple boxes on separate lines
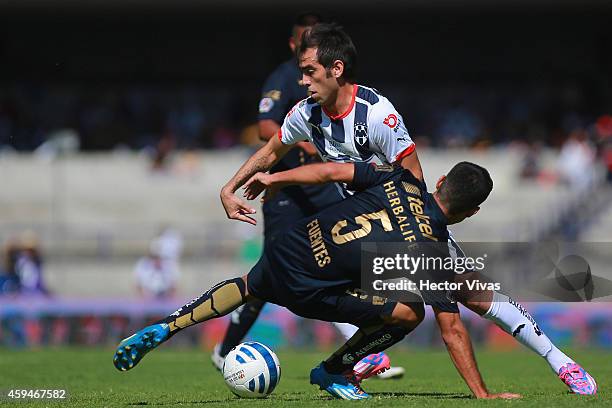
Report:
211,14,404,380
114,160,523,400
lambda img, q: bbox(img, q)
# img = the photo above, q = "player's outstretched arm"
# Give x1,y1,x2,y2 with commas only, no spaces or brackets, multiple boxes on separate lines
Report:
433,308,521,400
242,162,355,201
260,119,318,155
220,136,292,225
397,150,424,182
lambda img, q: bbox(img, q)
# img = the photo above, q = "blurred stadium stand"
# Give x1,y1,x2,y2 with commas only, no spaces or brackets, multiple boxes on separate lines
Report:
1,3,611,151
0,148,607,298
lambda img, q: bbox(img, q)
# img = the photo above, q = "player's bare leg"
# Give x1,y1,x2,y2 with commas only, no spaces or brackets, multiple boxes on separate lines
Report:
458,285,597,395
113,276,248,371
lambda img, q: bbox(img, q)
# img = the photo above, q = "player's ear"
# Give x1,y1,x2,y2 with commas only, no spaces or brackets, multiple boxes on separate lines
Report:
289,36,297,53
436,175,446,190
330,59,344,78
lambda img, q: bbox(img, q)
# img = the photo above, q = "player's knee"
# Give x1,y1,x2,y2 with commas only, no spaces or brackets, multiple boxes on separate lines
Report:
453,273,494,307
386,302,425,329
241,274,259,302
410,302,426,325
462,298,491,316
242,298,265,317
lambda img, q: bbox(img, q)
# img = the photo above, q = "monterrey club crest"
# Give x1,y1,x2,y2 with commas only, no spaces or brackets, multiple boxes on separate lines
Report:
354,121,368,146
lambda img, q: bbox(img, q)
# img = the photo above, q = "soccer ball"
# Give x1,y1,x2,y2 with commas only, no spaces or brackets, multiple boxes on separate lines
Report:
222,341,281,398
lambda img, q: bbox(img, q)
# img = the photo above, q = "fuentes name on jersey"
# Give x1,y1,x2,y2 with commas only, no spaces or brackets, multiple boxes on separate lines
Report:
307,219,332,267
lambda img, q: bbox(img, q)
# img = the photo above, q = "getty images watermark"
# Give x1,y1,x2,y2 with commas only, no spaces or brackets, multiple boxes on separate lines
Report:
360,242,612,303
371,252,499,292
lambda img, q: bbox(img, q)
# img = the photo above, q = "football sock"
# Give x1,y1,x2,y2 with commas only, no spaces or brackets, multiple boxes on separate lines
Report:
332,322,360,341
323,324,411,374
159,277,247,336
483,291,574,373
219,298,265,357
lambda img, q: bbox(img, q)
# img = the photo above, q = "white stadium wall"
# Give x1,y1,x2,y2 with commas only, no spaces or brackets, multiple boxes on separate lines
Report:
0,148,601,296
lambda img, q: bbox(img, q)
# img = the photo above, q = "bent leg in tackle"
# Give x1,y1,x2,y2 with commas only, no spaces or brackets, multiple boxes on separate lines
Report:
459,286,597,395
113,276,248,371
309,300,424,400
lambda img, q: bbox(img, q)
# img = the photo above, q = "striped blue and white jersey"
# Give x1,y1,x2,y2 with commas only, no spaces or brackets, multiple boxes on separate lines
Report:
278,84,415,165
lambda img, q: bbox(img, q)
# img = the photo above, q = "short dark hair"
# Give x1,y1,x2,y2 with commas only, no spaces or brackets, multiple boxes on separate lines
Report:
294,12,321,29
438,162,493,214
298,22,357,81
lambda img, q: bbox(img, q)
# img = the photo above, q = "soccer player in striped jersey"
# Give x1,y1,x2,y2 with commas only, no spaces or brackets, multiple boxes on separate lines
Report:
220,23,423,222
212,14,404,381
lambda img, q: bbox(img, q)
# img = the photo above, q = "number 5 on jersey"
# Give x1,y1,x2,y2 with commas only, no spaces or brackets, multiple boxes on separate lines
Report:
331,209,393,245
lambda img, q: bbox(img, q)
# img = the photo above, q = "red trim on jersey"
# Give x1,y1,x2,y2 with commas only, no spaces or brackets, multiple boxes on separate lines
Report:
277,128,283,142
323,84,358,121
394,144,416,162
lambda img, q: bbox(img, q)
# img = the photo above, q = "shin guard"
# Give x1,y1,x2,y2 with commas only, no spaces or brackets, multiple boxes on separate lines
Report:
160,277,247,335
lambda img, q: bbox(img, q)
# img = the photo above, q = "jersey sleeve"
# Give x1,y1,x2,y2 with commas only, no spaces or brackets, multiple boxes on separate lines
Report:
278,101,310,145
347,162,401,191
257,67,293,124
369,100,416,163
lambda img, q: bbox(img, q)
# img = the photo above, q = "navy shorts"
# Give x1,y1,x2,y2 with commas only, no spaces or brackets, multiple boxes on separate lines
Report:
247,256,396,328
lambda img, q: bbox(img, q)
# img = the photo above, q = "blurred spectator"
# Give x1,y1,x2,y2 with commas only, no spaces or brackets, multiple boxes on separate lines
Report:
1,233,49,296
150,130,177,172
0,238,21,295
133,246,177,299
153,227,183,262
134,234,181,299
557,129,597,190
594,114,612,182
520,142,542,180
14,232,49,296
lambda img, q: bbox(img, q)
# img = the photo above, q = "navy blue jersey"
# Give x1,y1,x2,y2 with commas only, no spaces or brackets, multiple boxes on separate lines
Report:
257,163,451,306
258,58,319,175
258,59,343,216
258,59,306,128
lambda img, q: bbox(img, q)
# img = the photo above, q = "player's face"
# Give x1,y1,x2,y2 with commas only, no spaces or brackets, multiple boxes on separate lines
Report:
299,47,339,106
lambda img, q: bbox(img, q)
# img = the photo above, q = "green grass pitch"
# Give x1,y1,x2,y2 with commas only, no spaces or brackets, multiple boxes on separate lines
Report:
0,347,609,407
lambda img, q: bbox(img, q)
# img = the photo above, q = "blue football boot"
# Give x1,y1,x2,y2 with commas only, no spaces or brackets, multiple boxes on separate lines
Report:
113,323,170,371
310,363,370,400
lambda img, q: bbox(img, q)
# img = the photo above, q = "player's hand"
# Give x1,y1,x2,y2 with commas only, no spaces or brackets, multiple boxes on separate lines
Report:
220,189,257,225
479,392,521,400
243,172,279,202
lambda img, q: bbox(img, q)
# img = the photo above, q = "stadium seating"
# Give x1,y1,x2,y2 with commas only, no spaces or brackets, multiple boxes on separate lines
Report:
0,148,590,296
